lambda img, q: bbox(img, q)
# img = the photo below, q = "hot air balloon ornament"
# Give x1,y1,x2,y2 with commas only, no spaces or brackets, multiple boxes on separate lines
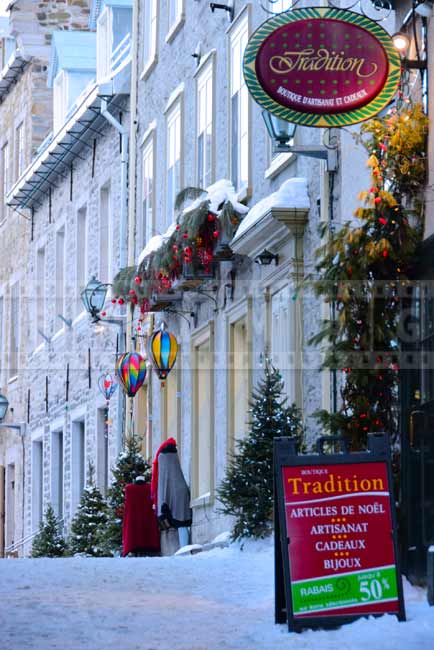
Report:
98,373,118,406
115,352,147,397
148,321,178,387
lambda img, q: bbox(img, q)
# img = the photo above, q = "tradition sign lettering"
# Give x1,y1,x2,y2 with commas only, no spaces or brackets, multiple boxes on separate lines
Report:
274,434,405,631
243,7,401,127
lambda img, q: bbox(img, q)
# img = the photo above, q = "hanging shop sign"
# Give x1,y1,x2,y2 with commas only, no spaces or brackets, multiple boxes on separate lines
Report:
273,434,405,632
243,7,401,128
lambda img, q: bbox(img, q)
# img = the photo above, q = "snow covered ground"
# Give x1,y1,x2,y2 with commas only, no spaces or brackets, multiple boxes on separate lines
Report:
0,538,433,650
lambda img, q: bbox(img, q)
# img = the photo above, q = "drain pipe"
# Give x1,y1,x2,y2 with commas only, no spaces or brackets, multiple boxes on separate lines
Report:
100,99,129,269
100,98,129,451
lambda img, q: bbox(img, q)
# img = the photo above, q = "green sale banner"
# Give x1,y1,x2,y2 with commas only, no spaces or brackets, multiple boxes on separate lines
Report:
291,565,399,616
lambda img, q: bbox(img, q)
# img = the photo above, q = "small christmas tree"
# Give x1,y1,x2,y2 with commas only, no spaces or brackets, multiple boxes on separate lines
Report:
217,362,304,541
99,436,151,555
68,464,108,556
31,503,67,558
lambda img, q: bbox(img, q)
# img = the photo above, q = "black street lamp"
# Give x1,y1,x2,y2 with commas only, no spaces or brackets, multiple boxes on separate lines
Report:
81,276,109,323
0,393,9,421
255,249,279,266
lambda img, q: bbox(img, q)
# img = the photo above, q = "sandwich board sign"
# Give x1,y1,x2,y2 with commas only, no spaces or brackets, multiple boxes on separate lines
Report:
273,433,405,631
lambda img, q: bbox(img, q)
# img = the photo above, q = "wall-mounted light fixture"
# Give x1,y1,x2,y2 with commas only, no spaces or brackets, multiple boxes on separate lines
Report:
209,1,234,21
262,110,337,172
255,249,279,266
392,32,427,69
81,276,109,323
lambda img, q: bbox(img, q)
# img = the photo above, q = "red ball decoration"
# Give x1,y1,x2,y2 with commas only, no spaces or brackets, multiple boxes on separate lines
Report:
101,311,107,317
134,276,141,285
118,298,125,305
378,217,387,225
182,232,189,239
207,213,215,222
111,298,117,304
175,224,181,231
374,196,382,204
129,289,136,296
212,230,219,238
173,244,178,251
382,249,388,258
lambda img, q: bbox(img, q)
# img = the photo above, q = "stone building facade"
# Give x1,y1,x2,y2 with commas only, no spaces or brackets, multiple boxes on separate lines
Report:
2,0,131,554
131,0,368,546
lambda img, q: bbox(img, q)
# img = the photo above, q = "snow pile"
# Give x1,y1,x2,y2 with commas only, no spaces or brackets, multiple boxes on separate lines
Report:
232,177,309,243
1,537,433,650
137,222,177,266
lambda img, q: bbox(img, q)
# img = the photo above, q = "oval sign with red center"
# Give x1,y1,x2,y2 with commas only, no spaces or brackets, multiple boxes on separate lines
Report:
243,7,401,128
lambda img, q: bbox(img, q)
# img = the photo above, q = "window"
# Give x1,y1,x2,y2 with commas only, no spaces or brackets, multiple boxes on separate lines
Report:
228,317,250,448
143,0,157,74
53,70,68,133
51,430,64,519
134,383,152,461
99,184,111,284
192,325,214,502
9,282,19,379
268,0,292,12
167,0,184,39
32,439,44,531
229,13,249,193
166,101,182,226
97,408,109,495
1,141,9,219
271,285,294,401
142,139,154,247
197,59,214,188
15,122,25,179
6,463,15,548
55,228,65,329
36,247,45,346
76,207,87,317
71,419,85,514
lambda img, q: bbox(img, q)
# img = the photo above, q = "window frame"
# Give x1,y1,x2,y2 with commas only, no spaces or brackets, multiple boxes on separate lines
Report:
141,0,158,79
15,121,25,180
8,281,20,382
191,321,215,505
141,131,156,248
165,93,183,228
166,0,185,44
195,51,216,189
1,139,10,222
96,5,113,82
227,6,251,199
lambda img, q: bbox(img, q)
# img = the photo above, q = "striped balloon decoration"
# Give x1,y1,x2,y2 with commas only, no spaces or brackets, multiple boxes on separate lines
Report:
115,352,147,397
148,322,178,381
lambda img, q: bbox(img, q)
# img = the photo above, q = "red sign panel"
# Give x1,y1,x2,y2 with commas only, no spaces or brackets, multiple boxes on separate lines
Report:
282,462,400,618
256,19,388,115
243,8,401,128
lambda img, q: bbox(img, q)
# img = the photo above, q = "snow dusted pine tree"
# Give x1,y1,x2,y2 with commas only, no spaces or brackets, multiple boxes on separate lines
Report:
68,464,108,557
99,436,151,555
31,503,67,557
217,362,304,540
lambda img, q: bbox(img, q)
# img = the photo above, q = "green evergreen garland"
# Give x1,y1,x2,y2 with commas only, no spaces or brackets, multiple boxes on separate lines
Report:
217,362,304,540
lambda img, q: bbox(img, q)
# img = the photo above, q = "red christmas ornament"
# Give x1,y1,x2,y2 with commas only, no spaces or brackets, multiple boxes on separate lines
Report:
374,196,382,204
134,276,141,285
173,244,178,251
175,224,181,231
118,298,125,305
184,246,192,255
379,143,388,151
207,213,215,222
182,233,189,239
111,298,117,304
378,217,387,225
212,230,219,239
382,249,388,258
129,289,136,297
101,311,107,317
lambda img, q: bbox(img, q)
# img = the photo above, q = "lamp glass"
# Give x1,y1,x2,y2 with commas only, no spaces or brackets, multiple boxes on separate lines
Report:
392,32,410,53
81,277,107,316
0,393,9,421
262,110,297,145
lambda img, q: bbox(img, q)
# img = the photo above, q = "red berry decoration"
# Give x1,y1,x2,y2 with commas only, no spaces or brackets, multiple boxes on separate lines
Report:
175,224,181,231
101,311,107,317
378,217,387,225
111,298,117,304
134,276,141,285
382,249,388,258
118,298,125,305
213,230,219,238
374,196,382,204
182,232,189,239
129,289,136,296
173,244,178,251
207,213,215,222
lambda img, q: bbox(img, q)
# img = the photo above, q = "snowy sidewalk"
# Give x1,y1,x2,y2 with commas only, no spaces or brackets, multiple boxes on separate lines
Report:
0,540,433,650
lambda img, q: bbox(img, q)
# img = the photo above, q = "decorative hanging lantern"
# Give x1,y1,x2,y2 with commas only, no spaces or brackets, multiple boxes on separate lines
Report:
148,322,178,382
98,373,118,404
115,352,147,397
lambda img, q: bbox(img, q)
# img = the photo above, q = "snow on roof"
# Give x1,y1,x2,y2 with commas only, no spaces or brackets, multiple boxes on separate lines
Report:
232,177,309,244
137,223,177,266
182,179,250,217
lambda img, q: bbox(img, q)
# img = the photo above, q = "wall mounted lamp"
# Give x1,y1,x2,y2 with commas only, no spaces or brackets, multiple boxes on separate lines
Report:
392,32,427,70
255,249,279,266
209,1,234,21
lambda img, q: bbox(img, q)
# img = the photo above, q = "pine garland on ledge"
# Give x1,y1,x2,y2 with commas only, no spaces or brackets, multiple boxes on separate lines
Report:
310,103,428,449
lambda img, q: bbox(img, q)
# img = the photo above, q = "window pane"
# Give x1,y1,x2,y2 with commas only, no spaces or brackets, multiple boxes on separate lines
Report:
144,0,157,66
230,17,249,191
142,142,154,246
